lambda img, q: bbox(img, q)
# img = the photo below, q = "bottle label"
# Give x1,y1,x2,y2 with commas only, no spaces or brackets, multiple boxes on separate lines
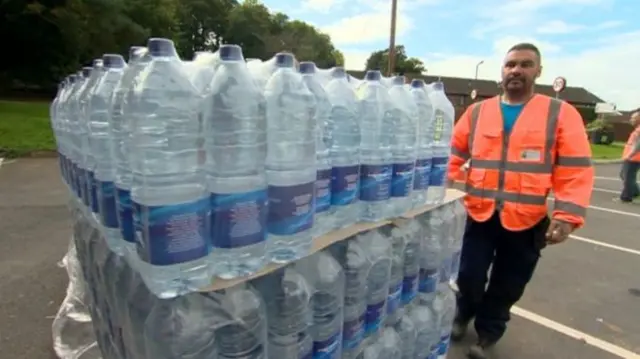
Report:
316,169,332,213
437,334,450,355
428,344,439,359
359,164,391,202
365,299,386,336
413,158,432,190
211,189,267,248
429,157,448,187
386,281,403,315
401,273,419,304
433,110,445,143
342,313,365,349
88,171,99,213
418,268,438,294
116,188,135,243
391,162,415,197
133,197,210,265
313,331,342,359
267,181,315,236
97,180,119,229
331,165,360,206
439,257,452,284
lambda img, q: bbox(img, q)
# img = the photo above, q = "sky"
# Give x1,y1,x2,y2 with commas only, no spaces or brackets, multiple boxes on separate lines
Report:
260,0,640,110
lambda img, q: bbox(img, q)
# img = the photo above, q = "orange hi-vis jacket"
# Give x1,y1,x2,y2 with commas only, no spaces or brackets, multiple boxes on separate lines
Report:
448,94,595,231
622,126,640,162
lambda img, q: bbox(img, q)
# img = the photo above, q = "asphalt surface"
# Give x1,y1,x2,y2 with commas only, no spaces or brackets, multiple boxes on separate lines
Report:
0,159,638,359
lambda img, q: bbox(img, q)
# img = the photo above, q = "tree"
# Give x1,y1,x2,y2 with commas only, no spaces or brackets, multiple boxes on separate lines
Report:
365,45,426,75
332,49,345,67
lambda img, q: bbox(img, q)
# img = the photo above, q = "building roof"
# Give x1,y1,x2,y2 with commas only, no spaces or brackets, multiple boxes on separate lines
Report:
346,71,605,106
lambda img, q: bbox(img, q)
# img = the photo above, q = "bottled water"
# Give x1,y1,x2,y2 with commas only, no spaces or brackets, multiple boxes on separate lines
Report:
111,46,149,257
401,220,421,307
410,79,434,208
450,200,467,283
326,67,361,229
299,62,334,237
418,211,442,305
264,53,317,263
357,70,392,222
68,67,93,211
215,284,267,359
122,270,158,359
357,231,391,340
296,252,345,359
438,206,455,286
435,284,456,359
91,54,127,255
427,82,454,205
205,44,268,279
394,310,417,359
129,38,210,298
387,76,418,217
51,81,65,180
411,304,440,359
364,327,401,359
383,226,406,326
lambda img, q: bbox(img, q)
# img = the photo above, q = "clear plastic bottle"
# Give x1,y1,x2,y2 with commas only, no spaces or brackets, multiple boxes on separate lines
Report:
410,303,440,359
418,211,442,306
438,206,456,286
357,70,393,222
384,226,406,326
111,46,149,258
427,82,455,205
130,38,210,298
91,54,127,255
68,67,93,212
325,67,361,229
265,53,317,263
122,270,158,359
51,81,65,181
55,76,72,190
299,61,334,238
205,44,268,279
435,283,456,359
387,76,418,217
401,220,421,307
410,79,434,208
450,200,467,283
393,310,417,359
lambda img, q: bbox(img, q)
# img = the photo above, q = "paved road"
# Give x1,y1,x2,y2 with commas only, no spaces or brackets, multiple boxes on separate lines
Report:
0,159,638,359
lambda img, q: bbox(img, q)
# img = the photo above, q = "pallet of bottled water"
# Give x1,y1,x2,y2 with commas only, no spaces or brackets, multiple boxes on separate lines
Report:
49,37,465,359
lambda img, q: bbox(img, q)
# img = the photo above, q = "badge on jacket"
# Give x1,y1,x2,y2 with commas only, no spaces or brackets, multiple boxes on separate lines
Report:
520,149,541,161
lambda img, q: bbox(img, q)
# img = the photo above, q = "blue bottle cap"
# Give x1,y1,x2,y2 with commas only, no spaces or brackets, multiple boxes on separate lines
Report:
219,45,244,61
365,70,381,81
82,67,92,77
147,38,177,57
128,46,146,62
92,59,103,68
275,53,295,67
102,54,126,69
331,67,346,78
299,61,316,74
433,81,444,91
411,79,425,88
392,76,405,85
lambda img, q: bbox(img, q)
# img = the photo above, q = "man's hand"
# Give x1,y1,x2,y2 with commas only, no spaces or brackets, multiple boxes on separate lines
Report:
545,219,574,245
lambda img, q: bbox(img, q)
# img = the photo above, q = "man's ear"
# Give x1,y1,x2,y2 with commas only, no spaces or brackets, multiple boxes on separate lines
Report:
536,65,543,79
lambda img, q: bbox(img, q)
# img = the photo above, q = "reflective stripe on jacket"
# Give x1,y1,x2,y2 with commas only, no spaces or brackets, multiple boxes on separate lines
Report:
448,94,594,231
622,126,640,162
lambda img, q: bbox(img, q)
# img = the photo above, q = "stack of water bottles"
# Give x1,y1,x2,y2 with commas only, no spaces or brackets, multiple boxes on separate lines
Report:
49,37,464,359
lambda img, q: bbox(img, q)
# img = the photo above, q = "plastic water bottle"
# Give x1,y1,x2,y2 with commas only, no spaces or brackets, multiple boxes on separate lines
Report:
55,76,70,189
387,76,418,217
435,284,456,359
296,252,345,359
410,79,434,208
357,70,392,222
91,54,127,255
384,227,406,326
299,62,334,238
437,207,455,286
205,44,268,279
122,271,158,359
450,200,467,283
68,66,93,211
326,67,361,229
394,310,417,359
215,284,268,359
51,81,65,178
111,46,149,257
411,304,440,359
427,82,455,204
418,211,442,305
401,220,421,307
264,53,317,263
129,38,210,298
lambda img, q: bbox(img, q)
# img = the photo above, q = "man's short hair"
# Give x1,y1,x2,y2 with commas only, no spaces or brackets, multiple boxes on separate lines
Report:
507,42,541,62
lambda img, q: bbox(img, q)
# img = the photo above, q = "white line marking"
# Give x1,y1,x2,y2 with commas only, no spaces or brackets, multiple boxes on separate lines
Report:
547,198,640,218
595,176,620,181
593,187,619,194
511,306,640,359
570,234,640,256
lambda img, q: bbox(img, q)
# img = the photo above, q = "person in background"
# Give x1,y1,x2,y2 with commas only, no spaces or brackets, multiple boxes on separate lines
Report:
618,111,640,203
446,43,595,359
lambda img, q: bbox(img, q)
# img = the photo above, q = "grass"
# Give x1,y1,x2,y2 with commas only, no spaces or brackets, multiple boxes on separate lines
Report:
591,141,625,160
0,100,54,158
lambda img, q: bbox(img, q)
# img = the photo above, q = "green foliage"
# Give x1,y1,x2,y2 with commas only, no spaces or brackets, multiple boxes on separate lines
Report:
364,45,426,74
586,118,614,131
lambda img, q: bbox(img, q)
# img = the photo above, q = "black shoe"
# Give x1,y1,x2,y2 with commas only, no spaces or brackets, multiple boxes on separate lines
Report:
451,318,470,342
467,338,496,359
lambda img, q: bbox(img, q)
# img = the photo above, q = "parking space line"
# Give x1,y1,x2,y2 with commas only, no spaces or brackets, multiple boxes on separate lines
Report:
595,176,620,181
547,198,640,219
511,306,640,359
569,234,640,256
593,187,619,194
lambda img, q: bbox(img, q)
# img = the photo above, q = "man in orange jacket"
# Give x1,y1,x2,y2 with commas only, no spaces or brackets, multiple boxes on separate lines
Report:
447,43,595,359
619,111,640,203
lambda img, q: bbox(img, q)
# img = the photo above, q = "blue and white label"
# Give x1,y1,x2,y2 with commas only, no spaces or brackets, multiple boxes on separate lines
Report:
413,158,432,190
211,190,267,249
429,157,448,187
133,197,210,266
391,162,415,197
429,344,439,359
365,300,386,336
386,281,403,315
313,331,342,359
359,164,391,202
88,171,99,213
116,188,135,243
316,169,332,213
342,313,365,350
419,268,438,294
268,182,314,236
401,274,419,304
97,180,119,229
331,165,360,206
437,334,450,356
439,257,452,284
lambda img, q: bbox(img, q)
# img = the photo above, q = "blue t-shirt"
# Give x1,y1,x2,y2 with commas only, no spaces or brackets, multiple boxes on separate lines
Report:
501,102,524,134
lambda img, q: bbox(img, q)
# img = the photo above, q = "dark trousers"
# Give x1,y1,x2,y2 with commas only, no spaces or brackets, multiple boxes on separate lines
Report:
456,212,549,343
620,160,640,202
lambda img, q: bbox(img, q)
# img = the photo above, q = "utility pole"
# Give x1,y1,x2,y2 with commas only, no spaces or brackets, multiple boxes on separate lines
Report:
388,0,398,76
